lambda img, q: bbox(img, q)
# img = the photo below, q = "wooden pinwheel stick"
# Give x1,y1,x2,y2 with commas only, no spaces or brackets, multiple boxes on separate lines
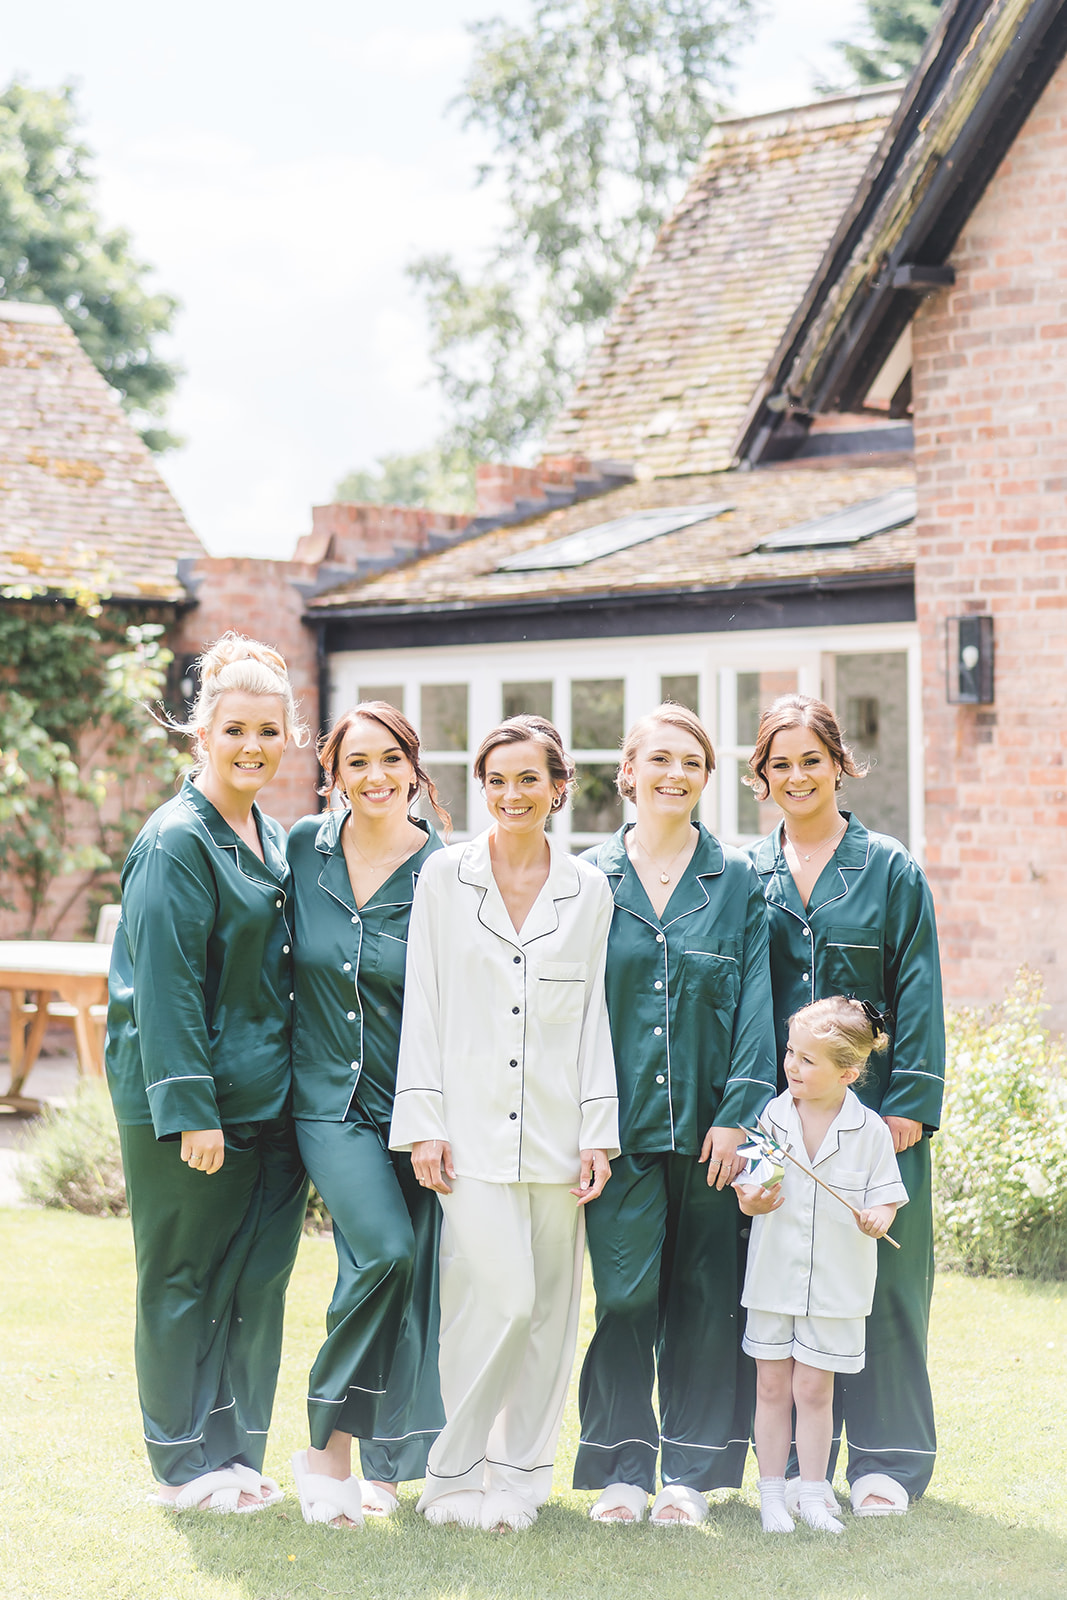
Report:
740,1126,900,1250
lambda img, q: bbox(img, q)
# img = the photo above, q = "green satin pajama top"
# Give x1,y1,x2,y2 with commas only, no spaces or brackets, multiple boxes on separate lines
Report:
748,812,945,1130
583,824,777,1155
288,810,441,1125
106,776,293,1137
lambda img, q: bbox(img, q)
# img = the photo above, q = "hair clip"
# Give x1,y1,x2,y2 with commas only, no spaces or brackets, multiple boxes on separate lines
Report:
846,994,891,1038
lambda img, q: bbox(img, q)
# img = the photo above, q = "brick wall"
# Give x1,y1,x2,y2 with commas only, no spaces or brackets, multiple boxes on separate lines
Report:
297,501,471,566
912,54,1067,1028
175,557,323,828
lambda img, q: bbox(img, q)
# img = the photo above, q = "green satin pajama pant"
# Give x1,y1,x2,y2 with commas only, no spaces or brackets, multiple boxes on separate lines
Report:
295,1112,443,1481
120,1117,308,1487
574,1151,754,1493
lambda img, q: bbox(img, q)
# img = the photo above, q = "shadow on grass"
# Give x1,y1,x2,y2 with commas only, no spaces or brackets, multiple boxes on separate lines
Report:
173,1489,1067,1600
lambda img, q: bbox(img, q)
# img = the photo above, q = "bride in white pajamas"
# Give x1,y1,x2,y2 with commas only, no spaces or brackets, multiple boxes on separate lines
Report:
390,714,619,1532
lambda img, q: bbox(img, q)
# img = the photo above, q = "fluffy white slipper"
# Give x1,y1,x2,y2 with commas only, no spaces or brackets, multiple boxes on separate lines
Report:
291,1450,364,1528
589,1482,648,1523
481,1489,538,1532
784,1477,837,1514
230,1463,284,1510
850,1473,908,1517
420,1489,485,1527
650,1484,709,1526
360,1480,399,1518
148,1469,244,1513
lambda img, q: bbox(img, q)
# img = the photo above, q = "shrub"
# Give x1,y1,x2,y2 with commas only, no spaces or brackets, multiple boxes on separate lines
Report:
934,969,1067,1279
18,1081,127,1216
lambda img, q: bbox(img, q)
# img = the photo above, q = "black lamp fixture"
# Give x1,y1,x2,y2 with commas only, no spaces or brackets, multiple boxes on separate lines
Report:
946,615,994,704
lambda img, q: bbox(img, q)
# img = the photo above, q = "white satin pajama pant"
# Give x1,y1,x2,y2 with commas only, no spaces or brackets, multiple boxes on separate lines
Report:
417,1176,584,1511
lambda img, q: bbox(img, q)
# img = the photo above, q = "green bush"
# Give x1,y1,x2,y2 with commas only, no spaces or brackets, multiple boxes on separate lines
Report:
18,1080,127,1216
934,969,1067,1278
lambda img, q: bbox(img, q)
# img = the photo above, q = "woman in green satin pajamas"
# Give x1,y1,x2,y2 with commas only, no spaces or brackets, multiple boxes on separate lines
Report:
287,702,448,1528
574,705,777,1525
106,635,309,1513
746,691,944,1515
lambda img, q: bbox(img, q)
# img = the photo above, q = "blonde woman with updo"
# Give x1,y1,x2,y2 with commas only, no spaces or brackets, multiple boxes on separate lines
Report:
746,692,944,1517
107,634,309,1513
573,705,776,1527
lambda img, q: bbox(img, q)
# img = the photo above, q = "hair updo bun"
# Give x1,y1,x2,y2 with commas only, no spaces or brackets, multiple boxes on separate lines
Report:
169,632,309,765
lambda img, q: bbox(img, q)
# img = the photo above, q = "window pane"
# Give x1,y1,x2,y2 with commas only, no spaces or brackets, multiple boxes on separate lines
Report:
420,684,468,751
737,672,761,746
660,674,699,712
357,684,404,712
571,679,625,750
419,762,468,832
835,652,909,846
572,763,623,833
502,681,554,721
737,771,760,834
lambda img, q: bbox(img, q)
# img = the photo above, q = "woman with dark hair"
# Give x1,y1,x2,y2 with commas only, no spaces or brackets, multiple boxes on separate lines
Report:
391,714,618,1532
288,702,449,1528
107,633,310,1513
746,691,944,1518
573,705,776,1526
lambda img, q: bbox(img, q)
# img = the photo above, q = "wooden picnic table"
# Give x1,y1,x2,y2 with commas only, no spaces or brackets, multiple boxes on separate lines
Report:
0,941,112,1113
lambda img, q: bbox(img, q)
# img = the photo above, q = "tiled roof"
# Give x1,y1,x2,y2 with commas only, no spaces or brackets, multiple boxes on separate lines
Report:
544,86,902,478
0,302,203,602
309,455,915,614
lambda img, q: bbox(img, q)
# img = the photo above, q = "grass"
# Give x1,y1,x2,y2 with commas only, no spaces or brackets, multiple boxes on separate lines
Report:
0,1211,1064,1600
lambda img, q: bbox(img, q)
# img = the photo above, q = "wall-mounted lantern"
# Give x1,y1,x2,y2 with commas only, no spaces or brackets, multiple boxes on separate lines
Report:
946,615,994,704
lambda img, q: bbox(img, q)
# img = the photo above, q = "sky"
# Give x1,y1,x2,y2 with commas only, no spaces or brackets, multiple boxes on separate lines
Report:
2,1,867,559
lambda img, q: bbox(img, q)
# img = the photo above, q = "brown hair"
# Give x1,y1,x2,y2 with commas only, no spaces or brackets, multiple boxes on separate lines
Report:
318,702,451,830
169,631,309,768
616,704,715,803
790,996,890,1083
473,715,576,813
745,692,866,802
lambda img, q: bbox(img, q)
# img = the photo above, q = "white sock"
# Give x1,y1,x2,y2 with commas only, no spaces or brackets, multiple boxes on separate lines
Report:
757,1476,794,1533
798,1479,844,1532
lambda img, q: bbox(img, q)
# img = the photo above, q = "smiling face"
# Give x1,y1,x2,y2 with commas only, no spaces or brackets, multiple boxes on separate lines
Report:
336,715,416,823
622,727,709,817
197,690,288,803
482,738,563,836
765,722,841,827
784,1019,858,1107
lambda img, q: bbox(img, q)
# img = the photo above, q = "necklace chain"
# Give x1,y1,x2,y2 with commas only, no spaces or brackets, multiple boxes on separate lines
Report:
784,819,847,864
344,817,419,873
630,830,694,885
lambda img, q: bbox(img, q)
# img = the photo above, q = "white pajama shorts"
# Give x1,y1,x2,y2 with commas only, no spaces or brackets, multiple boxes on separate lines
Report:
742,1308,866,1373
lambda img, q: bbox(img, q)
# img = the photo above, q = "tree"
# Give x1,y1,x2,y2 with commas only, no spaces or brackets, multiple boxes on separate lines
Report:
830,2,943,87
0,603,187,935
0,81,181,451
408,0,757,460
335,446,477,512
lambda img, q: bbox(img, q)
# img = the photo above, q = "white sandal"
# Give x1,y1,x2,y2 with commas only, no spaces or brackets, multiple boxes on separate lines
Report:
360,1479,399,1517
481,1489,538,1531
589,1482,648,1523
291,1450,364,1528
419,1489,485,1526
850,1473,908,1516
650,1484,709,1526
148,1469,244,1513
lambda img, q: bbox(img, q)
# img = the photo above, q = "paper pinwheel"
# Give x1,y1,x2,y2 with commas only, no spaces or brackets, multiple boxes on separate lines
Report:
735,1122,900,1249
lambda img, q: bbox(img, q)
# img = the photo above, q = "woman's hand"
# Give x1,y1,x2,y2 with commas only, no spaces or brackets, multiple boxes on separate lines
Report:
883,1115,923,1153
180,1129,225,1175
857,1202,897,1238
412,1140,455,1195
734,1180,784,1217
572,1149,611,1205
699,1124,747,1190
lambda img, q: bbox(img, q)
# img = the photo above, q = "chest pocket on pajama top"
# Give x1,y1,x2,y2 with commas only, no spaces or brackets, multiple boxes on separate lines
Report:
680,940,741,1011
822,924,883,1001
536,961,588,1024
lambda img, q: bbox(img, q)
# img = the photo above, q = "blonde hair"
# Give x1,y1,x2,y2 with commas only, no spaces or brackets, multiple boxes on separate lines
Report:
172,632,308,765
791,996,890,1081
616,704,715,803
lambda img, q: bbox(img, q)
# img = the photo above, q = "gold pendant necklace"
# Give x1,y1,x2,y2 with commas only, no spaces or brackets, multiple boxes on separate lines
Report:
632,831,693,885
786,819,847,864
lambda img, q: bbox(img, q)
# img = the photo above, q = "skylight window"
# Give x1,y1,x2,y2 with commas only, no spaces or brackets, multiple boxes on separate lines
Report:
759,487,916,552
497,503,733,573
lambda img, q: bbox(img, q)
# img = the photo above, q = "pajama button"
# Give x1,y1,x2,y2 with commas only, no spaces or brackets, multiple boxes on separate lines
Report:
510,1059,518,1067
343,962,352,972
654,1026,663,1036
289,992,294,1000
283,944,290,954
656,933,665,944
347,1011,356,1021
513,955,522,964
802,927,810,938
351,1061,359,1071
512,1006,520,1015
275,899,282,908
802,972,809,982
509,1112,517,1120
654,980,663,990
351,916,358,925
656,1075,665,1084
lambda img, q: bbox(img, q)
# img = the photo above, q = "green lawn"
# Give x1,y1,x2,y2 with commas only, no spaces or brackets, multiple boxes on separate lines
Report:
0,1210,1064,1600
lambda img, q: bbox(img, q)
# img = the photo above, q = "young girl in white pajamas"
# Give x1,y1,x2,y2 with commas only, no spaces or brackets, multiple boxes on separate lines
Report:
735,997,908,1534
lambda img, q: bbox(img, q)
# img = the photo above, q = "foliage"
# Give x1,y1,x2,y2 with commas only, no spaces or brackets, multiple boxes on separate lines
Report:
17,1080,127,1216
410,0,756,459
335,444,477,512
826,1,943,88
0,79,181,450
934,969,1067,1280
0,603,188,935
